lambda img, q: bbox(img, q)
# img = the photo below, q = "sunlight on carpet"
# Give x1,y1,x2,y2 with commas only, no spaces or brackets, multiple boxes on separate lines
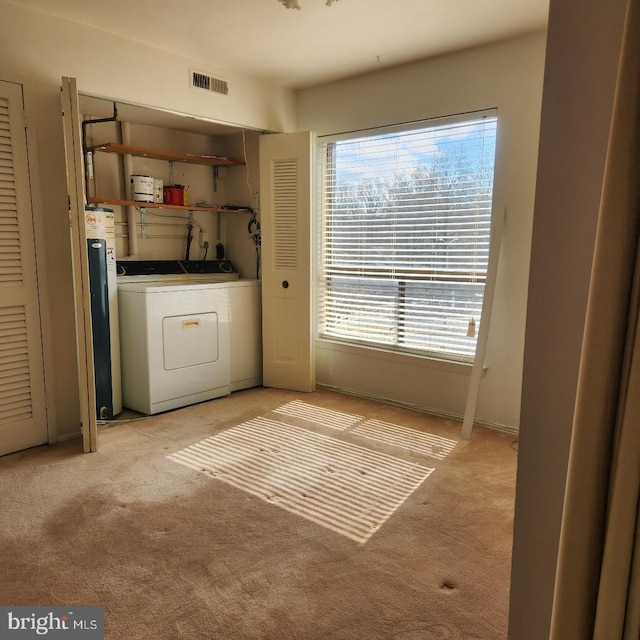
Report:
167,417,434,544
273,400,363,430
352,419,458,460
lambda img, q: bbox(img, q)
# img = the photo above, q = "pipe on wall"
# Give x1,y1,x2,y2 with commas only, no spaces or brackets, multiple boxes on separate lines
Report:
119,121,138,257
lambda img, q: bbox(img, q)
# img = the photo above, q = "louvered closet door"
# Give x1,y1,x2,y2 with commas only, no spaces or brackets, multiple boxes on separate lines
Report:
0,80,47,455
259,131,315,392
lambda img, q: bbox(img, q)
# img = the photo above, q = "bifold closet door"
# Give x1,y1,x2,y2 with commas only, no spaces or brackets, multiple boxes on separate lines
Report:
0,79,47,456
259,131,315,393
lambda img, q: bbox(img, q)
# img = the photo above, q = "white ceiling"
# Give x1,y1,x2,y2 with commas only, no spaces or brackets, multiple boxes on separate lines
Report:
10,0,549,89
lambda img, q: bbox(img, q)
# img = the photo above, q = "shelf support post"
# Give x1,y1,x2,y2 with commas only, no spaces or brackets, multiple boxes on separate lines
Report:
139,206,146,238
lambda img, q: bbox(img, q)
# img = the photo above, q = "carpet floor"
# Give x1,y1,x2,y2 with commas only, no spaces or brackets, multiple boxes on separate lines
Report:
0,387,517,639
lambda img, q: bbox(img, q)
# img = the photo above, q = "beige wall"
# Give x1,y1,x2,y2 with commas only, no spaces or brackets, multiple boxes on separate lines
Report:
0,0,295,439
297,32,547,430
509,0,629,637
0,0,545,438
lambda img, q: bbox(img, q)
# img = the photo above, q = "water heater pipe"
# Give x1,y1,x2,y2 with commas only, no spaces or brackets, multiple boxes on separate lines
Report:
81,103,118,200
120,121,139,257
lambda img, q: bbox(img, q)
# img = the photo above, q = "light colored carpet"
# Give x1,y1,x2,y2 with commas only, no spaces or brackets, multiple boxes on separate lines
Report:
273,399,364,430
0,387,517,639
168,415,434,544
351,418,457,460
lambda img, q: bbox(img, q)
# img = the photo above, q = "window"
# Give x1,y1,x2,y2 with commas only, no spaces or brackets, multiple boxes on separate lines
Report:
317,111,498,362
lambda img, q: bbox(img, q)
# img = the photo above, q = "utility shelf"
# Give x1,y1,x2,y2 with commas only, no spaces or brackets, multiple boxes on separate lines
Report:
88,196,251,213
91,142,243,167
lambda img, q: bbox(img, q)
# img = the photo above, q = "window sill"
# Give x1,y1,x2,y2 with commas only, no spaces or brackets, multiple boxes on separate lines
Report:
315,337,485,377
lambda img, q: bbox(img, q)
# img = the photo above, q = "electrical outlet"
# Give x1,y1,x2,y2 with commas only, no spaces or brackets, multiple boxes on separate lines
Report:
200,232,209,248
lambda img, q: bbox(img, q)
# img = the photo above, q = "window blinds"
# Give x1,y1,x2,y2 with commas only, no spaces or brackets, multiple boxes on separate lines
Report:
318,112,498,361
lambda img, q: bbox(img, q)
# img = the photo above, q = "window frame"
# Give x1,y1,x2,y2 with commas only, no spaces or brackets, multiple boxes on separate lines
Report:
316,108,498,364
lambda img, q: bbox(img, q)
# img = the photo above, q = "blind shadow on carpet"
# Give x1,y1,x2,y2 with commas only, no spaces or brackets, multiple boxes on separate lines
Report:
168,400,457,544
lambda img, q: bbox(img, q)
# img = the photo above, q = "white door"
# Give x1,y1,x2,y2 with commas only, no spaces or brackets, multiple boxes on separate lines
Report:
60,76,97,453
0,80,47,456
259,132,315,392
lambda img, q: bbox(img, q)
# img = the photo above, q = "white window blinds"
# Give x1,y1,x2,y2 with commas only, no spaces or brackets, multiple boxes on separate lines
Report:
318,111,498,362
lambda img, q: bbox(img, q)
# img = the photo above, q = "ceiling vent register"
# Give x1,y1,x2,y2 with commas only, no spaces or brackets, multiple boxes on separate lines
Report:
190,71,229,96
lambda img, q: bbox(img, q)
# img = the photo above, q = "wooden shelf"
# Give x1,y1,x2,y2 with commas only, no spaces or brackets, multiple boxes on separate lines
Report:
91,142,243,167
88,196,251,213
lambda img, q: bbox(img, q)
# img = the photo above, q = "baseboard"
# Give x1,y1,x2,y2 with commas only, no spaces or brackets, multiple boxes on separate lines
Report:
53,431,82,444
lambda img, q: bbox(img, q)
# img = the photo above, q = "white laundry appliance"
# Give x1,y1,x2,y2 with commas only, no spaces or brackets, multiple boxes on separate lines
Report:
117,260,261,415
227,279,262,392
84,206,122,420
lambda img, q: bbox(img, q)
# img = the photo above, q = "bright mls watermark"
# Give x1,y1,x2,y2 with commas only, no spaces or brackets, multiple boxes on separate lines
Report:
0,607,103,639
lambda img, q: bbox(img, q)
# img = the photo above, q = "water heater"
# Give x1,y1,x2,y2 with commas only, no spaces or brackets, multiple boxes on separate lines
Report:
84,207,122,419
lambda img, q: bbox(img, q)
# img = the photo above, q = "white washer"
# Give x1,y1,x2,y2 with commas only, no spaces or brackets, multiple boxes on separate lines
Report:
118,280,232,415
227,280,263,392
